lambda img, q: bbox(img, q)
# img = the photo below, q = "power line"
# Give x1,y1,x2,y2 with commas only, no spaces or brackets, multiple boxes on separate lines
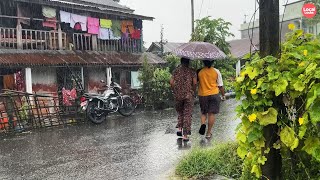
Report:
198,0,204,19
248,0,259,60
279,0,290,57
206,0,213,16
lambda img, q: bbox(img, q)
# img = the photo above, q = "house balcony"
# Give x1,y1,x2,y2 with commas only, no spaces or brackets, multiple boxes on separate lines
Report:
0,26,142,53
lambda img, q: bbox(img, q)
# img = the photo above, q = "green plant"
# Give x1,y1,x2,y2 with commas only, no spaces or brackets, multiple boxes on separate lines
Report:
234,28,320,179
176,142,242,179
165,54,180,74
138,58,172,109
191,17,236,92
191,17,234,54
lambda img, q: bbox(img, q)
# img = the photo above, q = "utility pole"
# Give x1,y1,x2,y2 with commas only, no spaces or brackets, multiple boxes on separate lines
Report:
160,24,164,57
259,0,281,179
191,0,195,33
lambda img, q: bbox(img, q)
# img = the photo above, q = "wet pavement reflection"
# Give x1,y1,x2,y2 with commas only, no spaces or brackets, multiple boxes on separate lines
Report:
0,99,240,180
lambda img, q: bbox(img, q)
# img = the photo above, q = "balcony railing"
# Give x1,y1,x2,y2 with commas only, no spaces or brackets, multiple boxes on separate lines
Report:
97,38,141,53
0,25,142,53
0,27,17,49
0,26,67,50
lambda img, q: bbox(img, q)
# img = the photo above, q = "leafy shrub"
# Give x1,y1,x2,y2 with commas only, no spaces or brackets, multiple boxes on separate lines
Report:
138,58,173,109
176,142,242,179
234,28,320,178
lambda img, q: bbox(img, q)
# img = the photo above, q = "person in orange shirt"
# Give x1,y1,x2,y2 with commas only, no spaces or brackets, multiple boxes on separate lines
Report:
197,60,226,138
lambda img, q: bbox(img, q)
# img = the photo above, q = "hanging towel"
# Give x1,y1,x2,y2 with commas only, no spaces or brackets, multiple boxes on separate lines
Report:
127,21,134,34
121,20,134,34
133,19,143,29
15,71,24,92
43,17,57,29
3,75,15,90
98,28,110,40
109,29,121,40
87,17,100,35
60,11,71,24
111,20,121,37
70,14,87,31
100,19,112,29
42,6,56,18
131,29,141,39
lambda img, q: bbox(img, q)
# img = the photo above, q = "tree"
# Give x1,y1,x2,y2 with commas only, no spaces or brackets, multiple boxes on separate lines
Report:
191,17,236,92
191,17,234,54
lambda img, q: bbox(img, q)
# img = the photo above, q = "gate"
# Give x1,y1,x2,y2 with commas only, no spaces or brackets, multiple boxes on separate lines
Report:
0,90,86,133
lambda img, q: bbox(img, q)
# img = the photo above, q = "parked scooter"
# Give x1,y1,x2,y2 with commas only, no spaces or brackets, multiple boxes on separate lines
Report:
80,79,136,124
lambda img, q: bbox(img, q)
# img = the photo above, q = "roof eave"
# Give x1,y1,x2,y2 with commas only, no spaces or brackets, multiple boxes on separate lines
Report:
13,0,154,20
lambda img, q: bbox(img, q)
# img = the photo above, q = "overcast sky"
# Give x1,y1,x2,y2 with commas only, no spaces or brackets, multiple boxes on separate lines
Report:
120,0,298,47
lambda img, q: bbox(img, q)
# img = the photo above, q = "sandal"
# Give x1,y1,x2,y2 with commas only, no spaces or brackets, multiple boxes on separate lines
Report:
205,132,212,139
183,136,189,142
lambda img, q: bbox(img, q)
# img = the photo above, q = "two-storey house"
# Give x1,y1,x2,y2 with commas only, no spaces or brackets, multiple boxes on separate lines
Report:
0,0,164,95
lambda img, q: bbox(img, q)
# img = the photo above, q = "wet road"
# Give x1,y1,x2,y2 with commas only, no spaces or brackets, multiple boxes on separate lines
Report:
0,99,240,180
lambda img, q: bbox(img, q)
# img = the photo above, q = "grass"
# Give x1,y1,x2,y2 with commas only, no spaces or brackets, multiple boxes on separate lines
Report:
175,142,242,179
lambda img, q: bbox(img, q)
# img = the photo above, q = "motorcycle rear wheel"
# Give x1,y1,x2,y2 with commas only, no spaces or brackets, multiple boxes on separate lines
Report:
118,96,136,117
87,101,106,124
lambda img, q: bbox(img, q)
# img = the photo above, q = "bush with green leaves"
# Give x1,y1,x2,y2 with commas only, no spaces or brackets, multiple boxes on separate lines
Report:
138,59,172,109
235,29,320,179
176,142,242,179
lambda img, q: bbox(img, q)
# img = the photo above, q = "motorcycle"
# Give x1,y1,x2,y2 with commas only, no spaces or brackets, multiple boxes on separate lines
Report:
80,79,136,124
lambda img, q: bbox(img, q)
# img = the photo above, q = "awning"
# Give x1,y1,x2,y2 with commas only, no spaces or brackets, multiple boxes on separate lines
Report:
0,50,166,67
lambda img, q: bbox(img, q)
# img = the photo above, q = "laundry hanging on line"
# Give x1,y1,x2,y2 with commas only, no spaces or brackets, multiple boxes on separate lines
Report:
42,6,57,29
60,10,71,24
87,17,100,35
70,14,87,31
42,6,56,18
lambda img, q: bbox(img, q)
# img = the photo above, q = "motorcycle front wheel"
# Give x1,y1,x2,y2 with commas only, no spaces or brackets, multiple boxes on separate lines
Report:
118,96,136,117
87,100,106,124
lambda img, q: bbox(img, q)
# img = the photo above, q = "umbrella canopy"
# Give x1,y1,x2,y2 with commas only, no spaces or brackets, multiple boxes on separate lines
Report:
173,42,227,60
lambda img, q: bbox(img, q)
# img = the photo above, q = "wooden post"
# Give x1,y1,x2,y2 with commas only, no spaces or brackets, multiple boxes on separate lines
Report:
92,35,98,51
259,0,281,179
16,24,23,49
58,24,63,50
260,0,279,58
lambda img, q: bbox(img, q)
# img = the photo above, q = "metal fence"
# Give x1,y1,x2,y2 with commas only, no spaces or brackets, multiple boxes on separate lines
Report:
0,90,85,133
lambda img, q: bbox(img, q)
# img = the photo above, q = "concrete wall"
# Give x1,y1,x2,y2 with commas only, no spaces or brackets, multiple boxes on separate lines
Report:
283,1,304,21
241,28,259,39
32,67,58,94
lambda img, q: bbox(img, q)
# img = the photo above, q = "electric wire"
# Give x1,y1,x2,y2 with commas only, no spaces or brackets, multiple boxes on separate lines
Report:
198,0,204,19
248,0,259,60
279,0,290,58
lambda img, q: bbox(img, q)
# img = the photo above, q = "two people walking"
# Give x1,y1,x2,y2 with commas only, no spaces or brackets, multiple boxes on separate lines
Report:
170,58,225,141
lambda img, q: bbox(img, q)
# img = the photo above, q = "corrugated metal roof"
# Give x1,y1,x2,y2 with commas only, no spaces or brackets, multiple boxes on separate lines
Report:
79,0,131,10
228,38,259,59
48,0,133,12
147,42,185,54
0,50,166,67
14,0,153,20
